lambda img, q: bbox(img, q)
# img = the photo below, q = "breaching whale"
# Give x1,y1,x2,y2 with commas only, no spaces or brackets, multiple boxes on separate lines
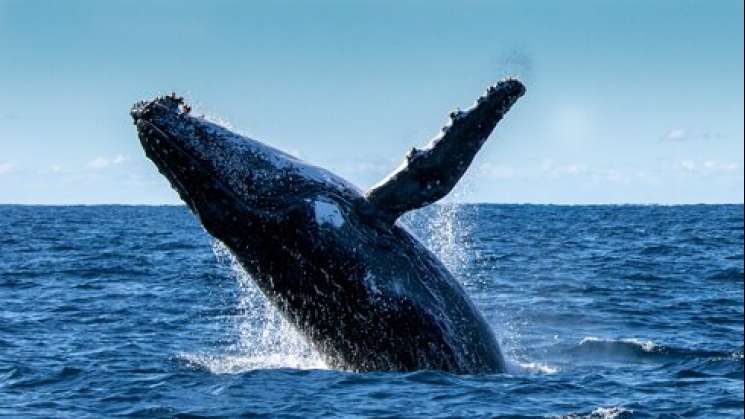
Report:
131,79,525,373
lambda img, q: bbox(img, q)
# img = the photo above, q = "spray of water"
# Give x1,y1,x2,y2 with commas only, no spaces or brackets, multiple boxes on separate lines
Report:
419,202,472,279
410,177,476,281
180,241,327,373
406,179,559,375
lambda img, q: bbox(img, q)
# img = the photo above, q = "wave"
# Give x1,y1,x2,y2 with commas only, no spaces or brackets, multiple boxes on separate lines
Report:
506,359,560,375
621,272,666,282
6,366,83,390
639,244,682,256
556,406,634,419
570,337,735,362
151,241,203,251
706,267,744,281
580,337,659,352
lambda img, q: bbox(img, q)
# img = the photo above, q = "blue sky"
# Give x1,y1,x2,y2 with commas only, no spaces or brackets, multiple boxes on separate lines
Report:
0,0,742,204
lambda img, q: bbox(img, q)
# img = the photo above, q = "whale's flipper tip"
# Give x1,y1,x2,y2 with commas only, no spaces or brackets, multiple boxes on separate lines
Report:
366,78,526,222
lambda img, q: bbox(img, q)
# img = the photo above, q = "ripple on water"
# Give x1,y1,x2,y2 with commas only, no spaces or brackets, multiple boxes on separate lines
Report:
0,204,741,417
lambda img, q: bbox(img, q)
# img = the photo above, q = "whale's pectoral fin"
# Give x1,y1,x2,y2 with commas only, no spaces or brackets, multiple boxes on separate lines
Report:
365,79,526,222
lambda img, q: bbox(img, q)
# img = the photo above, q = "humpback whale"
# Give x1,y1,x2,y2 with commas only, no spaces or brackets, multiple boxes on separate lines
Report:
131,79,525,373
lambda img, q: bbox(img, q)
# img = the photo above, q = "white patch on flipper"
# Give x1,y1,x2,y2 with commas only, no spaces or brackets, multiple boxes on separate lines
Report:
313,199,345,228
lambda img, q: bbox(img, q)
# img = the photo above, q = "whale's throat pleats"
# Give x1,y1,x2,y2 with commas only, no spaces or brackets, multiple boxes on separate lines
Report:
365,79,525,223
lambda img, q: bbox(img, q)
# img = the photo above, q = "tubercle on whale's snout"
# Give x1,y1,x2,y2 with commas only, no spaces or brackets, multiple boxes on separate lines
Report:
130,93,192,125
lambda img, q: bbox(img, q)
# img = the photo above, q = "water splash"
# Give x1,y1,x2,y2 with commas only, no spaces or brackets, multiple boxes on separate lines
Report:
183,241,327,374
179,352,326,374
557,406,634,419
407,187,550,376
506,359,560,375
420,203,472,278
410,182,565,376
579,337,659,353
413,178,478,282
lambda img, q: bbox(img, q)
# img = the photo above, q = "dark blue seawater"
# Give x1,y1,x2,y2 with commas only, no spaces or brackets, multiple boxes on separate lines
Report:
0,204,742,418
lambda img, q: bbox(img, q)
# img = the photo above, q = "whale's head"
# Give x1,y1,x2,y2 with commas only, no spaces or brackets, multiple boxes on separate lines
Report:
131,95,361,248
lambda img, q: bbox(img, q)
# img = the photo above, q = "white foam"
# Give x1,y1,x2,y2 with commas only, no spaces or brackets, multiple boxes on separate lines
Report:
183,241,328,374
579,336,659,352
621,338,658,352
179,352,327,374
557,406,633,419
509,360,560,375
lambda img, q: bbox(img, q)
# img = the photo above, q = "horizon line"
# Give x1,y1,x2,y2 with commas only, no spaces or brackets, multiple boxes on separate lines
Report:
0,202,742,207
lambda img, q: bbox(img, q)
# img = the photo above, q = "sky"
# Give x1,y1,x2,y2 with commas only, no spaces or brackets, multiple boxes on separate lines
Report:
0,0,742,204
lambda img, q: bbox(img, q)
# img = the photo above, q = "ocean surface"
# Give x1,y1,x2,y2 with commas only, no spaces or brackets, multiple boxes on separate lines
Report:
0,204,742,418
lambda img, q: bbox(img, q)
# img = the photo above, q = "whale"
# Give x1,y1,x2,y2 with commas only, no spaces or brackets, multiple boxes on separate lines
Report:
131,79,525,373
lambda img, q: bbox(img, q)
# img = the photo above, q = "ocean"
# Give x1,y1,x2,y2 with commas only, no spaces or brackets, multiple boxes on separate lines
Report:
0,204,742,418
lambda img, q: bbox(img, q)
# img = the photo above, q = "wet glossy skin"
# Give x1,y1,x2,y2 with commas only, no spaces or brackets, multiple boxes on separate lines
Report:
131,81,524,372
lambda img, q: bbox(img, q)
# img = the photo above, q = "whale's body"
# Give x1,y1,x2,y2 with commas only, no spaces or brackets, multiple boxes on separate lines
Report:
131,80,525,373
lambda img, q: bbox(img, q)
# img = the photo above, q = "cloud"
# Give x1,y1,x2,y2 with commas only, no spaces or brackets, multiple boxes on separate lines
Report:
663,128,688,141
348,162,386,174
477,163,517,180
698,132,725,140
478,161,637,185
482,159,740,187
0,163,15,175
680,160,740,175
564,164,588,175
662,128,724,142
337,158,395,176
88,155,127,169
539,161,591,178
37,165,64,175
